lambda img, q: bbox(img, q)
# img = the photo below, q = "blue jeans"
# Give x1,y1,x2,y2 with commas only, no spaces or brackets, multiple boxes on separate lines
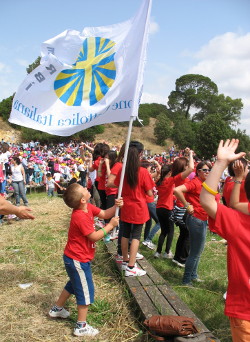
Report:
144,202,160,241
12,181,28,205
182,214,207,284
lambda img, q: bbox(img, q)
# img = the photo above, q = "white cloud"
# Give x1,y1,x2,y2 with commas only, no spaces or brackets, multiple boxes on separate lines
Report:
149,18,159,35
141,92,166,105
188,32,250,135
16,59,29,67
0,62,11,73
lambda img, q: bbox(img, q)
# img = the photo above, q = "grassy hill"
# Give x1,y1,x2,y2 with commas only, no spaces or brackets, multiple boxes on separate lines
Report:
0,117,172,154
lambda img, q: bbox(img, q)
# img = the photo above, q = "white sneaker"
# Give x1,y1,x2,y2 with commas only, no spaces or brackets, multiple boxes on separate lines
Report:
223,291,227,300
154,252,161,258
125,266,146,277
74,322,99,337
172,259,185,268
162,251,174,259
49,306,70,319
136,252,144,260
142,240,156,250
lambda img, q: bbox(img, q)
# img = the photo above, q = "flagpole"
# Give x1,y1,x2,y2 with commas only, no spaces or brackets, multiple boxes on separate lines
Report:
111,115,134,237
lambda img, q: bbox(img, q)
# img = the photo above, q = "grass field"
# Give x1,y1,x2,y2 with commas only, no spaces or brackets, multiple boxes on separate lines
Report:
0,192,232,342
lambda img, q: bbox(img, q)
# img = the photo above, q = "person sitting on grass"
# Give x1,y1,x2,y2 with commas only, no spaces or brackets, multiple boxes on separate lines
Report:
200,139,250,342
49,183,123,337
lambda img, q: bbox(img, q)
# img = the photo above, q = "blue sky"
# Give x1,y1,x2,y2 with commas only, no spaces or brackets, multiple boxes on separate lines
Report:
1,0,250,134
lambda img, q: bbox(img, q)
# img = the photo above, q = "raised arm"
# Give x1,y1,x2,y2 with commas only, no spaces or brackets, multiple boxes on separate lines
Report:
180,150,194,179
200,139,246,219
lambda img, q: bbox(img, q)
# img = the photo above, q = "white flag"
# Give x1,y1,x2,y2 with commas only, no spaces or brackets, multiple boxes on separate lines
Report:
9,0,152,136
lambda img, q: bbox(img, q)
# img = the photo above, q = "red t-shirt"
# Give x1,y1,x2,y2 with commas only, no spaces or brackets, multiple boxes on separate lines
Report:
223,177,248,206
64,203,101,263
210,204,250,320
184,177,208,221
174,176,190,207
114,167,154,224
156,173,182,210
105,162,122,196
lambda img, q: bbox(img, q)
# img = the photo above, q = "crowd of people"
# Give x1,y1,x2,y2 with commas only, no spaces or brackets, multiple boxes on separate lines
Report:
0,138,249,341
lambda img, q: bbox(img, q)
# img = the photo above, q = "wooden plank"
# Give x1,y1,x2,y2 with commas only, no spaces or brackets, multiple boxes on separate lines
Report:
144,285,176,316
137,258,167,285
127,285,159,319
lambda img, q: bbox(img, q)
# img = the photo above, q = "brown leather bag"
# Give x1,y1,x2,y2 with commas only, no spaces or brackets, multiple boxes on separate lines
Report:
144,315,199,341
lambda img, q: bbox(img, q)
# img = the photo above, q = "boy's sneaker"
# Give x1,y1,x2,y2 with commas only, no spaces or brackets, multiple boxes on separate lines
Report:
136,252,144,260
49,306,70,319
74,322,99,337
125,265,146,277
115,254,123,263
162,251,174,259
121,261,128,270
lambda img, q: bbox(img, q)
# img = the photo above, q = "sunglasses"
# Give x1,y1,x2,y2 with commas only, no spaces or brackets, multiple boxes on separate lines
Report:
199,168,211,173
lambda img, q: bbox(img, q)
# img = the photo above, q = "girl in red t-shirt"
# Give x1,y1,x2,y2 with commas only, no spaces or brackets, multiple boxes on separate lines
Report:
114,141,154,277
155,151,194,259
174,161,211,285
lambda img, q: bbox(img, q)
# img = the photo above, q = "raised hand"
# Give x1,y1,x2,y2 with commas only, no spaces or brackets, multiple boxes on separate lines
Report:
217,139,245,164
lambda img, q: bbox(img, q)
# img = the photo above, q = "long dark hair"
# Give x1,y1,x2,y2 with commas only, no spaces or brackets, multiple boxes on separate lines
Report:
92,143,110,161
171,157,188,177
156,164,172,186
245,172,250,201
125,141,144,189
108,150,118,169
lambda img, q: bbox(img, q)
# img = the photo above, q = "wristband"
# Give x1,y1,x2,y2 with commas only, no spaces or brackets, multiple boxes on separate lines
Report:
202,182,218,196
184,202,190,209
233,180,242,184
101,228,107,237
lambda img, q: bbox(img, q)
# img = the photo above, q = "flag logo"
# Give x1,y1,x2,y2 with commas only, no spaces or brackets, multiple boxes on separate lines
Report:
54,37,116,106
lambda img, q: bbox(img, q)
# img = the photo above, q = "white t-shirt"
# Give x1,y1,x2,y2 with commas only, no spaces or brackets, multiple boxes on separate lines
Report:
11,164,24,182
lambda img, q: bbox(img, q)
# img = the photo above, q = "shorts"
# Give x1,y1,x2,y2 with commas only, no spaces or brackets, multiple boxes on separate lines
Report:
63,254,94,306
122,222,143,240
229,316,250,342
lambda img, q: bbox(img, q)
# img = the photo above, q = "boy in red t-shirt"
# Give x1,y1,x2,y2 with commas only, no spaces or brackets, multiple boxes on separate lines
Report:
200,139,250,342
49,183,122,337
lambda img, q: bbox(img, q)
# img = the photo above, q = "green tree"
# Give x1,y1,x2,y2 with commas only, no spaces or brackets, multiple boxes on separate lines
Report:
171,115,196,149
168,74,218,119
193,93,243,125
154,113,172,146
0,95,14,121
26,56,41,74
195,114,232,159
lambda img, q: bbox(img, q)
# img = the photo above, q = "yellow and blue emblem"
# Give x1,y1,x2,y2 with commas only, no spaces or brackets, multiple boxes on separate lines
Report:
54,37,116,106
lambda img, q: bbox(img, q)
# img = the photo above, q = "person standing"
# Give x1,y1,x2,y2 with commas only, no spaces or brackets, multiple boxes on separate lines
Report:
9,157,29,206
200,139,249,342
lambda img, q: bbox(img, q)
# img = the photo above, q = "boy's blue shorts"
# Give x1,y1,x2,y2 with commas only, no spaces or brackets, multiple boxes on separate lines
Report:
63,254,94,306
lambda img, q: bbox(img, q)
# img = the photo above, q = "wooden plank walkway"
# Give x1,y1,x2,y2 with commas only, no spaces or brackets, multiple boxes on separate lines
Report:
105,240,220,342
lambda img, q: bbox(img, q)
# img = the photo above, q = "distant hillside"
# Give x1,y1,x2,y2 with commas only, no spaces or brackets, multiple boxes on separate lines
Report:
94,118,173,154
0,117,172,153
0,118,21,143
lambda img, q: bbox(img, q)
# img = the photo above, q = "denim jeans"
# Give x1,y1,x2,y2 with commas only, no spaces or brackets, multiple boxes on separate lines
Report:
144,202,160,240
182,214,207,284
12,181,28,205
